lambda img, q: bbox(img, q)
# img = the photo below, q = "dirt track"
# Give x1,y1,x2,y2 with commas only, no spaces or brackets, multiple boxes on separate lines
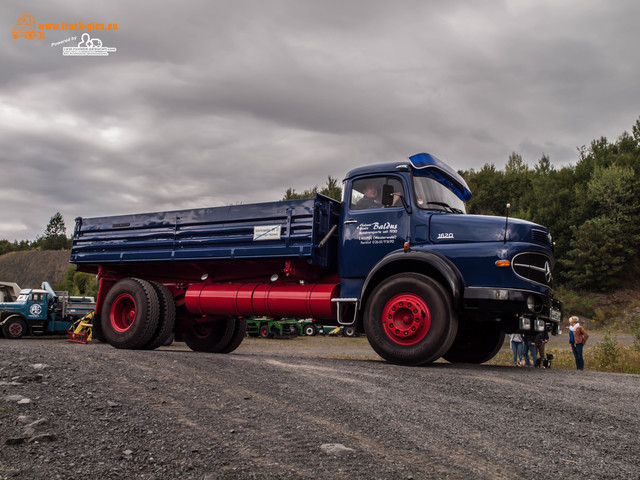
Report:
1,336,639,479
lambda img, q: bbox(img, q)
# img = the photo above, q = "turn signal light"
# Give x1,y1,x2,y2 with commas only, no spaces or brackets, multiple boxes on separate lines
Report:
495,260,510,267
403,242,411,251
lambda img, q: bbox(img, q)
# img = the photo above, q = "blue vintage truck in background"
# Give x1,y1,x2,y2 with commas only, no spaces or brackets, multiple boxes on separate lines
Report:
0,282,95,339
70,153,562,365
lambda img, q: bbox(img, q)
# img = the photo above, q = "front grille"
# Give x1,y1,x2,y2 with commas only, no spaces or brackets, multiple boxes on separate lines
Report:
531,228,551,246
512,252,553,286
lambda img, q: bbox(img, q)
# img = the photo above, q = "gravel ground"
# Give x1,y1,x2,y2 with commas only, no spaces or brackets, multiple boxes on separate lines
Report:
1,336,639,480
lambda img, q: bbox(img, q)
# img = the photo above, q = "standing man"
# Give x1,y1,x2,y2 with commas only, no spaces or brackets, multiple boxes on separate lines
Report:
534,330,549,366
522,333,537,367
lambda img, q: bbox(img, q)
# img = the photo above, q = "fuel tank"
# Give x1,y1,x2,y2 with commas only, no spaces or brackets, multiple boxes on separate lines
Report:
185,283,339,321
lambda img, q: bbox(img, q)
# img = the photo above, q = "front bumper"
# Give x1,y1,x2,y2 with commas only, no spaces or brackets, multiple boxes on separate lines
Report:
462,287,563,333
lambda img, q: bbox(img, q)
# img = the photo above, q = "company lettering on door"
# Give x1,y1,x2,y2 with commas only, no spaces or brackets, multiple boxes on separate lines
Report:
356,222,398,245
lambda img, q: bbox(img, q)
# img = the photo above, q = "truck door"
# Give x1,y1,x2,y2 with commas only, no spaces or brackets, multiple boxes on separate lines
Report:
27,292,48,321
340,175,409,278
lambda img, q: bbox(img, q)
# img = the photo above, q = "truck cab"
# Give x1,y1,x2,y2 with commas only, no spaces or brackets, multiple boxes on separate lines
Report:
337,153,560,364
0,289,50,338
0,283,96,339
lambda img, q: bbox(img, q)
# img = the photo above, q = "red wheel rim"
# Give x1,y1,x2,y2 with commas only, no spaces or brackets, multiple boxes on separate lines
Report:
9,322,23,336
111,294,137,332
381,293,431,345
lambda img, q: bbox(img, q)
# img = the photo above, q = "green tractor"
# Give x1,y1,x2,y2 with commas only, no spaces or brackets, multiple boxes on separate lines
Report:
246,317,302,339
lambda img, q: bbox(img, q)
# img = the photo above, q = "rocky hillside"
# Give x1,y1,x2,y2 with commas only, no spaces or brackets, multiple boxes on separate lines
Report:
0,251,71,289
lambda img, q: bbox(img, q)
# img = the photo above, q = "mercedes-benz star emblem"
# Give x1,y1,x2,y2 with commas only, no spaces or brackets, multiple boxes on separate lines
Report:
544,261,552,283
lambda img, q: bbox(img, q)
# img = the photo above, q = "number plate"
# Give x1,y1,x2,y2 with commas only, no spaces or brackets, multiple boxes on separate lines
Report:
551,307,562,323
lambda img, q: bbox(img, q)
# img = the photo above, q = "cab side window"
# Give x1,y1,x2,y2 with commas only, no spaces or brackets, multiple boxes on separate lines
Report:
350,177,404,210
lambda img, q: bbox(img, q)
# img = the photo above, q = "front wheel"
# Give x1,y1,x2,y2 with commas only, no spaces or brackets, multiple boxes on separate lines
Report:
364,274,457,365
2,315,27,339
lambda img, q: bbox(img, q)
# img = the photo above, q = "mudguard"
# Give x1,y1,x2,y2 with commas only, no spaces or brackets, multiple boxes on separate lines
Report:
360,249,465,311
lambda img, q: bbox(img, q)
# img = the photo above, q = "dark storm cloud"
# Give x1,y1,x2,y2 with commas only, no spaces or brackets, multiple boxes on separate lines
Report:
1,0,640,241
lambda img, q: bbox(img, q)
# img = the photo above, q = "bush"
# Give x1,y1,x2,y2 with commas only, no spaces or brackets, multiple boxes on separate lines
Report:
52,266,98,298
592,331,622,371
555,286,597,318
633,324,640,351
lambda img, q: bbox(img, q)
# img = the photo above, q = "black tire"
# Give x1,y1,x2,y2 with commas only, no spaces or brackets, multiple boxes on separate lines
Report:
100,278,160,349
443,321,505,364
183,317,237,352
2,315,27,339
364,273,458,365
303,324,317,336
219,317,248,354
144,282,176,350
342,325,357,337
91,314,105,342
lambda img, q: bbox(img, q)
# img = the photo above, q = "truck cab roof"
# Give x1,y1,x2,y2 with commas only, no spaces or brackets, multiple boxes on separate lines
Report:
344,153,472,202
344,162,411,179
18,289,48,296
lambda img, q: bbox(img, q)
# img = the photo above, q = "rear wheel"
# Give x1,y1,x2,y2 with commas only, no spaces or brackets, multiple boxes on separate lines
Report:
3,315,27,339
144,282,176,350
91,314,105,342
183,317,237,352
303,324,317,336
364,274,457,365
100,278,160,349
219,317,248,353
443,321,505,364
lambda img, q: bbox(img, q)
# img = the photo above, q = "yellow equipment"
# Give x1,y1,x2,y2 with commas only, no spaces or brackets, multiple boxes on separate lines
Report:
67,312,94,344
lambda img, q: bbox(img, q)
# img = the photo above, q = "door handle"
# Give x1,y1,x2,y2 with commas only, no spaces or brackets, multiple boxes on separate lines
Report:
343,220,357,225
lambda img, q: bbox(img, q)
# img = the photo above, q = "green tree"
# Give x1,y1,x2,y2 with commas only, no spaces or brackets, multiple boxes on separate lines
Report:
53,266,98,297
38,212,71,250
0,239,33,255
283,176,342,201
586,164,638,221
462,164,509,215
561,124,640,289
504,152,533,219
562,217,633,291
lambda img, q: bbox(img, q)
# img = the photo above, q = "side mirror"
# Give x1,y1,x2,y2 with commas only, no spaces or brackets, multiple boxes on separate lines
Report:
381,184,394,207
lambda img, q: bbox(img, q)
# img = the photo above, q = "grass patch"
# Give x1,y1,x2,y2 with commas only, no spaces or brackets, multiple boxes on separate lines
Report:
488,336,640,374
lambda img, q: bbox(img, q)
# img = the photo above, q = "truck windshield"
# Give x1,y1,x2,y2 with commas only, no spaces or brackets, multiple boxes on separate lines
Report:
413,176,466,213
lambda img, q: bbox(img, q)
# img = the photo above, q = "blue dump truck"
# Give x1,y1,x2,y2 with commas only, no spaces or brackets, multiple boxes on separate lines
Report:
0,282,96,339
70,153,562,365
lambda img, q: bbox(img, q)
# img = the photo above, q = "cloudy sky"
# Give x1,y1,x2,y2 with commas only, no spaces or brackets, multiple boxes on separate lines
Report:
2,0,639,242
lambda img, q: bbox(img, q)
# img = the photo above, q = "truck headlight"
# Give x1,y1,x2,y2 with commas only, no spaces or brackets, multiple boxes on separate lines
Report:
526,295,536,312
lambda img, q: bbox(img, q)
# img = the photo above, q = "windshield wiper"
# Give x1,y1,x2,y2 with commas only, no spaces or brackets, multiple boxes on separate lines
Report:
425,202,463,214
